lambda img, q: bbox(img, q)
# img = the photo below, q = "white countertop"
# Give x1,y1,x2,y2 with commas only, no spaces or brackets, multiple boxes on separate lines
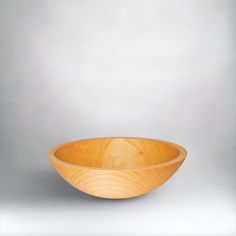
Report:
1,160,235,235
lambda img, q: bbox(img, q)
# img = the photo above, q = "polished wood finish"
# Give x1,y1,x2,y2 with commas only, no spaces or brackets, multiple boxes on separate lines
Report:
48,137,187,199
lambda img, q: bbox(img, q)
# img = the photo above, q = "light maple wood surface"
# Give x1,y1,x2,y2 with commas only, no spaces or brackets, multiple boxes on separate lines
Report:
48,137,187,199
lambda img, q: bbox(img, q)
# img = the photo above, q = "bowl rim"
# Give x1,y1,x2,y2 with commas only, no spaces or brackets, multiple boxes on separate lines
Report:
48,137,187,171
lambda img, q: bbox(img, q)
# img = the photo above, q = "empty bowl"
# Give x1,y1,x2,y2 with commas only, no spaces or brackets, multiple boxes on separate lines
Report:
48,137,187,199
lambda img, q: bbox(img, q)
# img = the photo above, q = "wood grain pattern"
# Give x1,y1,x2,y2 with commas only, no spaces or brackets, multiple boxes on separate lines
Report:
48,137,187,199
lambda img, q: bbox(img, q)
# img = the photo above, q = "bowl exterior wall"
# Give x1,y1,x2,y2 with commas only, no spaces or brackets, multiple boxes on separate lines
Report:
49,158,184,199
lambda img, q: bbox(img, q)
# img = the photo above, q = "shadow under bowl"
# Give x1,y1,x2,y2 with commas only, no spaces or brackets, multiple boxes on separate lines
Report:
48,137,187,199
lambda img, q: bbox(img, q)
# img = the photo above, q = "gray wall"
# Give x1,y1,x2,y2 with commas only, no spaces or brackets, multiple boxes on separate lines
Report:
1,0,236,235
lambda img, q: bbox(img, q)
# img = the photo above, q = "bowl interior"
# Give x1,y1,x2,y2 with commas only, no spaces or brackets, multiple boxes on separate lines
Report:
54,138,182,169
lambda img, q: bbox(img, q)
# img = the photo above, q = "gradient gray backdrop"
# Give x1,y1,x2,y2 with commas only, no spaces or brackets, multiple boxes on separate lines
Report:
1,0,236,235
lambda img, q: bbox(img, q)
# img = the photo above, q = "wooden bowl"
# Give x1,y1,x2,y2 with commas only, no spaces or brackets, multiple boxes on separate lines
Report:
48,137,187,199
